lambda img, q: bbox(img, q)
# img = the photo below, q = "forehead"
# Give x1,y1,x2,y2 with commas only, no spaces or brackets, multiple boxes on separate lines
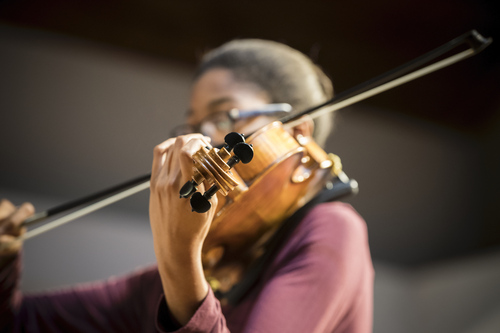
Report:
188,68,269,121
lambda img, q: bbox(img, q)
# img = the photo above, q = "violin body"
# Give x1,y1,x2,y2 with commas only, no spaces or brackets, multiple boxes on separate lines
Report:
200,122,338,289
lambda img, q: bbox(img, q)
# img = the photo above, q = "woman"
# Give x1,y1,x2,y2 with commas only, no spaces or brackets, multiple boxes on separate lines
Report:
0,39,373,332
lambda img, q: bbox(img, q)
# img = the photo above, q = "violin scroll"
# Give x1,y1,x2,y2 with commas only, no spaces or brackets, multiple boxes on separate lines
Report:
180,132,254,213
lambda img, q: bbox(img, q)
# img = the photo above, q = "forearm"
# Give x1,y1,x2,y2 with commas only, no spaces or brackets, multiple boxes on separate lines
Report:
157,245,209,326
0,252,22,332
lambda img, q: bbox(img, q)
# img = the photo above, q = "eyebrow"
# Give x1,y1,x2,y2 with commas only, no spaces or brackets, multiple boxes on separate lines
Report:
207,97,234,112
186,97,235,119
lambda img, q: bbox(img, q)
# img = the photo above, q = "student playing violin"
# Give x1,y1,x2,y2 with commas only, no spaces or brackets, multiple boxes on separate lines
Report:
0,39,374,333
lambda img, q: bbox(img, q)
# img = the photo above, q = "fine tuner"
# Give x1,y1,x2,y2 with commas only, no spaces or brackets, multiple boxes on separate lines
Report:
179,132,254,213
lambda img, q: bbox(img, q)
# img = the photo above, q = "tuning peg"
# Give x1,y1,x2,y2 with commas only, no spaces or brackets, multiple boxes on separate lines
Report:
190,185,218,213
179,180,198,198
223,132,245,152
227,142,254,167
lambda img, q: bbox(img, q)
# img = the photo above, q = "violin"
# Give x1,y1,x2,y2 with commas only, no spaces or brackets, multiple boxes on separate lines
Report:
10,30,492,291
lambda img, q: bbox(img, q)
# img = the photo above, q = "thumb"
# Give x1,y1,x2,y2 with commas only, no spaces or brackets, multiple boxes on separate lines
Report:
0,233,24,256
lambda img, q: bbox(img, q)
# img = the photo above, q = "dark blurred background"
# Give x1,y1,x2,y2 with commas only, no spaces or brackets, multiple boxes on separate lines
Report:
0,1,499,332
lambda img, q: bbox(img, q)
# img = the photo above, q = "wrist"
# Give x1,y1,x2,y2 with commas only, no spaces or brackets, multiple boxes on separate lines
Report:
0,248,20,269
159,243,203,278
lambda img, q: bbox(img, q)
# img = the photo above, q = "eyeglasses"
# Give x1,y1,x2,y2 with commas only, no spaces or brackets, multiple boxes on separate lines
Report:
170,103,292,139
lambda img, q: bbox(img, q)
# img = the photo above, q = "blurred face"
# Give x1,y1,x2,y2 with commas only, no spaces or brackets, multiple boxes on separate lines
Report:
188,68,272,145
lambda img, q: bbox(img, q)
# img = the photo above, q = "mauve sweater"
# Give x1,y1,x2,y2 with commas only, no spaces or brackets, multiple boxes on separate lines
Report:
0,202,374,333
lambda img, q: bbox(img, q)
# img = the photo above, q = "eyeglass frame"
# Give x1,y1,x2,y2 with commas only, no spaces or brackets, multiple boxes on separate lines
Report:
170,103,292,138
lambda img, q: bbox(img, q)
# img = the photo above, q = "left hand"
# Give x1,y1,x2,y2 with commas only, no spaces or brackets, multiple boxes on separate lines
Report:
149,134,218,325
149,134,218,259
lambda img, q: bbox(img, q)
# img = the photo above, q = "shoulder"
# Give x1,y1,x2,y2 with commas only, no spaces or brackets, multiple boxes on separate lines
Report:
293,201,369,253
271,201,373,288
260,202,373,328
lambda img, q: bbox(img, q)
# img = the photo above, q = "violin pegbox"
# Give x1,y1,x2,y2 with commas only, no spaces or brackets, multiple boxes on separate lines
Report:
180,132,254,213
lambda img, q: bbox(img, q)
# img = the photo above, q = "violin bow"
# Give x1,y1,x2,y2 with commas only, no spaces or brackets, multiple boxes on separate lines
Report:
18,30,492,241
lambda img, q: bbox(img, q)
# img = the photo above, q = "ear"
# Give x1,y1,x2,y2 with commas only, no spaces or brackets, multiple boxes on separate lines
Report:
292,115,314,138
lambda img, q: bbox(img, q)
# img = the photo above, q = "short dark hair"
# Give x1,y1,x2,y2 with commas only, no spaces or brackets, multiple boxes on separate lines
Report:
194,39,334,146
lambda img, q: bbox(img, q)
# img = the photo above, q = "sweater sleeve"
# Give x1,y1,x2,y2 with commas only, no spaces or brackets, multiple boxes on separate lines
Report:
156,288,229,333
0,252,22,333
0,251,164,333
0,203,372,333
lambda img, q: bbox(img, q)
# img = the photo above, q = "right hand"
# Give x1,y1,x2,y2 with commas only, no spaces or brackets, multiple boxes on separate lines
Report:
0,199,34,256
